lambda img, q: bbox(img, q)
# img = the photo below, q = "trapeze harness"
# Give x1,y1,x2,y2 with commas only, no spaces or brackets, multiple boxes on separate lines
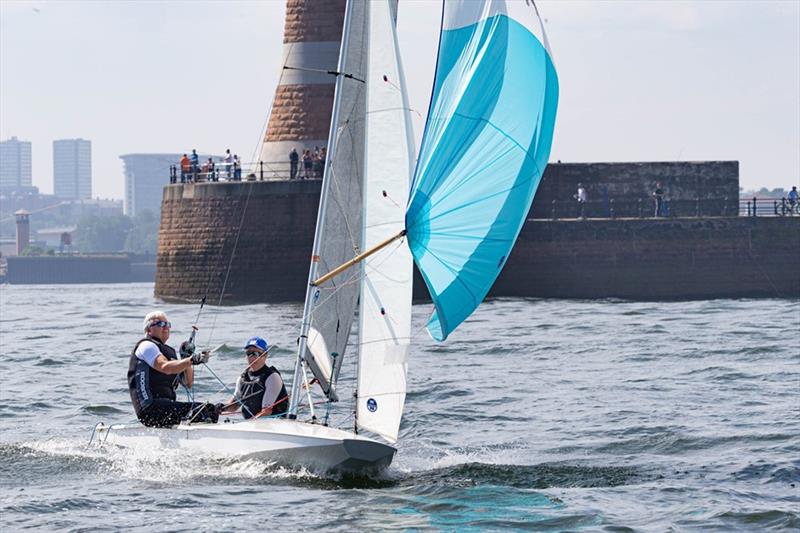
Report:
239,366,288,419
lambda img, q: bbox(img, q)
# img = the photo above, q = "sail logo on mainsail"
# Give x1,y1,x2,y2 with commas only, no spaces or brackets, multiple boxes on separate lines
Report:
367,398,378,412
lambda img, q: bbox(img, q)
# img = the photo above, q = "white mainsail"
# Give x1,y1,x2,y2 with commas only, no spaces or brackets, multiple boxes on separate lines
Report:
356,0,414,443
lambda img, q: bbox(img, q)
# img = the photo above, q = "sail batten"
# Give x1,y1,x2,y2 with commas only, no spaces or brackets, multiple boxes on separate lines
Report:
406,0,559,341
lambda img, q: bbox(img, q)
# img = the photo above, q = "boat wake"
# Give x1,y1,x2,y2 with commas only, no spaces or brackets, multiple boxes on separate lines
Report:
3,433,650,493
1,439,325,485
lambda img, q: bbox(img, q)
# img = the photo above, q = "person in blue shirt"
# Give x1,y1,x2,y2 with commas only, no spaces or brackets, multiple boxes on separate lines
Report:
189,149,199,181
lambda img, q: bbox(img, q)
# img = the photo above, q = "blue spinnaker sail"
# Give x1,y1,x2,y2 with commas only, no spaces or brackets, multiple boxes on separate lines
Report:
405,0,559,341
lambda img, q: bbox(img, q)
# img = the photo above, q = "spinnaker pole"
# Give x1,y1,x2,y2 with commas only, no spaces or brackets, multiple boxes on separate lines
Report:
312,229,406,287
288,0,356,418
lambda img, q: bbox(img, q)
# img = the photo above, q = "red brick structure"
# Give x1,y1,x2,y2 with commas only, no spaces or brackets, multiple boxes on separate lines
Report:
259,0,346,173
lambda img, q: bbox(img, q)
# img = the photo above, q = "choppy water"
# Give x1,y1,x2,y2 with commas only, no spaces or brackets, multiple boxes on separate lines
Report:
0,283,798,531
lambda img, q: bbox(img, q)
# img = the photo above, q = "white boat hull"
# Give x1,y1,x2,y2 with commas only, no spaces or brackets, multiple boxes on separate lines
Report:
95,418,395,474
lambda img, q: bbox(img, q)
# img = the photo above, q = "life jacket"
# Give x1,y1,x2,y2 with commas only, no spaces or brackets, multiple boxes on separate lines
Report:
239,365,288,419
128,336,180,417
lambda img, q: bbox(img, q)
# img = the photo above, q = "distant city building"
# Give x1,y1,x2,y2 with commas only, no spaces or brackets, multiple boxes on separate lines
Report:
120,153,219,216
36,226,77,249
0,136,33,192
53,138,92,199
120,153,181,216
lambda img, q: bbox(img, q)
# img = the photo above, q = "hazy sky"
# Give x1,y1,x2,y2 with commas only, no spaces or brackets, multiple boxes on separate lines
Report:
1,0,798,200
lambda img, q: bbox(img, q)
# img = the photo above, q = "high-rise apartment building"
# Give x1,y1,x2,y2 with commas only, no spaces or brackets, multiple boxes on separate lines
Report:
0,136,33,191
53,138,92,199
120,153,181,216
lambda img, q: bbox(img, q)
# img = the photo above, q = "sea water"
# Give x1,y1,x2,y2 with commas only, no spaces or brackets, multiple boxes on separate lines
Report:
0,283,797,531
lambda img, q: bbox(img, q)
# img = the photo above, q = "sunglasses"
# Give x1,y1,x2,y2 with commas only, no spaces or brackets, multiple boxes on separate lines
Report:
149,320,171,328
246,350,264,357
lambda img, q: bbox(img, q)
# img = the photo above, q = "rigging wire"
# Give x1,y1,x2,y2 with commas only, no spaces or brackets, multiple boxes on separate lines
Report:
248,41,296,176
201,181,255,350
197,42,296,351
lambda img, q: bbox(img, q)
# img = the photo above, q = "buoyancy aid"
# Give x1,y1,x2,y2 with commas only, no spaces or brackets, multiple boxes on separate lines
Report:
128,336,181,416
239,365,288,419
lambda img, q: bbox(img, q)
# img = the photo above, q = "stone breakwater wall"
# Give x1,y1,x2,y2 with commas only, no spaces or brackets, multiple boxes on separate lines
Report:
155,178,799,304
496,217,799,300
531,161,740,218
156,181,317,303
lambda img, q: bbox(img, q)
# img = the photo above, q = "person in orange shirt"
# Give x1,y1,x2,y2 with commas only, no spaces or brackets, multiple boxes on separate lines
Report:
180,154,191,183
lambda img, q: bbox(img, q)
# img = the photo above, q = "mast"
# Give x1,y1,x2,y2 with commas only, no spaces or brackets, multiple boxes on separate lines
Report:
288,0,357,418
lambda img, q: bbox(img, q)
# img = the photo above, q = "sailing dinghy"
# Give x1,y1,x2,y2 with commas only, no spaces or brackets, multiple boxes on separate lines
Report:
94,0,558,474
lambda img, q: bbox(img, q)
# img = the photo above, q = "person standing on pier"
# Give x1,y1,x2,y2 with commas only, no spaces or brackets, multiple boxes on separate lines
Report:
653,182,665,217
302,149,312,179
179,154,190,183
574,183,587,219
190,149,199,182
222,149,233,180
233,154,241,181
289,147,299,179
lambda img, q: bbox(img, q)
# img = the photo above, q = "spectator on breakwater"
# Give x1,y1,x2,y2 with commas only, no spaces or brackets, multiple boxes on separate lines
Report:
313,147,324,179
574,183,587,219
190,149,199,181
302,149,312,179
653,182,665,217
233,154,241,181
222,149,233,180
318,147,326,179
788,186,798,214
180,154,191,183
202,158,216,182
289,148,299,179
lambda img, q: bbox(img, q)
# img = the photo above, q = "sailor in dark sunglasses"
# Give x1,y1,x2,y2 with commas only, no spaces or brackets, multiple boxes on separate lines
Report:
127,310,219,427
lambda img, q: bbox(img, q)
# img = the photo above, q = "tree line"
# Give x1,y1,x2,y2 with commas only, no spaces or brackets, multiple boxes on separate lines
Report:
74,210,159,254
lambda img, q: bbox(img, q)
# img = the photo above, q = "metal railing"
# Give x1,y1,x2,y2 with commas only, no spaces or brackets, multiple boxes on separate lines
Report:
168,160,325,184
739,197,799,217
529,197,800,219
535,197,737,219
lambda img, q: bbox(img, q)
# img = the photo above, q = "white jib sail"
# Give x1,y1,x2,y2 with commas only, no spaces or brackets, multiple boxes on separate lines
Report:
356,0,414,444
303,0,369,402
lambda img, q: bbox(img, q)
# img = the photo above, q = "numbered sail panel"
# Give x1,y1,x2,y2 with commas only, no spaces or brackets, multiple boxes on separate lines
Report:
304,0,370,399
406,0,559,341
356,0,414,444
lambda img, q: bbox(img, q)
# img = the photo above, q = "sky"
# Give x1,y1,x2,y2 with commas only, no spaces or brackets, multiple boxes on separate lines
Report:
1,0,798,200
